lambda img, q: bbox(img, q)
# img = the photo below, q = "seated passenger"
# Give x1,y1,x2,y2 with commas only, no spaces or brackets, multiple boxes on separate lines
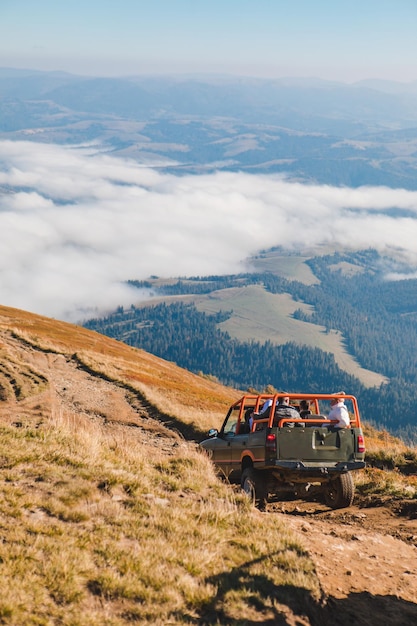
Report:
274,395,301,422
240,408,253,433
328,396,350,428
299,399,312,418
249,399,273,428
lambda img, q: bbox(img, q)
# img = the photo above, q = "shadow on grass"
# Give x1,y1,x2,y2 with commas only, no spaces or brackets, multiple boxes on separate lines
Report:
171,553,319,625
169,554,417,625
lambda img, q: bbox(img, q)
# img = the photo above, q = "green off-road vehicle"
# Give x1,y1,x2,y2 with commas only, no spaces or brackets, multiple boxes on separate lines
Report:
200,392,366,509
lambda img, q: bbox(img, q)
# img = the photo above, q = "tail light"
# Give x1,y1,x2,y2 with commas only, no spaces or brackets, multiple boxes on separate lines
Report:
357,434,366,454
266,433,277,456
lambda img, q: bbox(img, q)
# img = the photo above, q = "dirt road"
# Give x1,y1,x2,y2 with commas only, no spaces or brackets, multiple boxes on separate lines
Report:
269,498,417,624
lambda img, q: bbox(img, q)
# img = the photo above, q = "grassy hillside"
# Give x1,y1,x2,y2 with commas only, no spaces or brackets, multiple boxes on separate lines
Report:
0,405,320,624
120,282,386,389
0,305,321,624
192,285,386,388
0,304,416,624
0,304,235,433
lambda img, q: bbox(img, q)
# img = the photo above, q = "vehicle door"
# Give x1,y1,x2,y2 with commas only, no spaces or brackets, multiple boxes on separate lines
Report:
228,401,266,480
208,406,241,479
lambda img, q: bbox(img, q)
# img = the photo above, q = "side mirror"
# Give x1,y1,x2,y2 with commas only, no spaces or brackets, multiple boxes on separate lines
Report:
207,428,218,438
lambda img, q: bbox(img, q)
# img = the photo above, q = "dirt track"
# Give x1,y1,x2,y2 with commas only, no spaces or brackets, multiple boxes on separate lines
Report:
267,498,417,624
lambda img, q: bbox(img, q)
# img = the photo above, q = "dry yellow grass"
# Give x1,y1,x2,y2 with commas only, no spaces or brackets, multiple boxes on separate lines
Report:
355,466,417,500
353,424,417,500
0,394,319,624
363,423,417,467
0,305,321,624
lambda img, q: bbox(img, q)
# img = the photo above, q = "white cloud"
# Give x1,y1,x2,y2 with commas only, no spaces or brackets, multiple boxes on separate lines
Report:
1,140,417,322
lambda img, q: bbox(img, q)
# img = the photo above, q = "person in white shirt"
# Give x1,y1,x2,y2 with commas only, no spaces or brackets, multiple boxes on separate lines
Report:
328,397,350,428
249,398,274,428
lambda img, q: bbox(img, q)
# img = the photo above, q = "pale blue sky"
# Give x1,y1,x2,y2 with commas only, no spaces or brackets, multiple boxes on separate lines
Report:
1,0,417,82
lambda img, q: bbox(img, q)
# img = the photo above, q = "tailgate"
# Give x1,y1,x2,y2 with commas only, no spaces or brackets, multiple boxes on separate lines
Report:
277,425,355,463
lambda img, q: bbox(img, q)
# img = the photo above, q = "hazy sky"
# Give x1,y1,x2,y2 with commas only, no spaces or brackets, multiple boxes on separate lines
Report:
1,140,417,322
1,0,417,82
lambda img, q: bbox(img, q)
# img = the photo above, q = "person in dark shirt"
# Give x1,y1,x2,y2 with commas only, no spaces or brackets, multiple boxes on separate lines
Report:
299,399,312,418
250,395,300,427
274,395,300,421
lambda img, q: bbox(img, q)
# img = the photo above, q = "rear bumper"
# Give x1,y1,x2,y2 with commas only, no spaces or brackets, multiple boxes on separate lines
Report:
268,460,366,474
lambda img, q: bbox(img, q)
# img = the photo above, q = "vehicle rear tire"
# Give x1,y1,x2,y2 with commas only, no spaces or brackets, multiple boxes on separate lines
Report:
323,472,354,509
241,467,266,510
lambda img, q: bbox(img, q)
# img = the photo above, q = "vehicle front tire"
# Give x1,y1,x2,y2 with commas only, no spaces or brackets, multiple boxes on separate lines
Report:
241,467,266,510
323,472,355,509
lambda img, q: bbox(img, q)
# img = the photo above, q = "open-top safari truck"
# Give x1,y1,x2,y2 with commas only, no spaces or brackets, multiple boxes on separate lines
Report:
200,392,366,509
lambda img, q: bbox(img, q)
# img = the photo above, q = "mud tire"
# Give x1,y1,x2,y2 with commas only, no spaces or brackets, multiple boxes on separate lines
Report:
323,472,355,509
241,467,267,510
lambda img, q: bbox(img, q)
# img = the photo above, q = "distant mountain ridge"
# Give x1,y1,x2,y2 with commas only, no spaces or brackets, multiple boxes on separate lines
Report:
2,66,417,116
2,67,417,187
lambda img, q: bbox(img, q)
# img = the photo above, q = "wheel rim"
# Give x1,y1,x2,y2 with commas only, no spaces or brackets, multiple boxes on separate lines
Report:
326,484,338,504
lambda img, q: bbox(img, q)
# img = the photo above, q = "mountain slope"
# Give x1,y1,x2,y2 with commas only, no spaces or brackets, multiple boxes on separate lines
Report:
0,304,416,625
0,303,235,437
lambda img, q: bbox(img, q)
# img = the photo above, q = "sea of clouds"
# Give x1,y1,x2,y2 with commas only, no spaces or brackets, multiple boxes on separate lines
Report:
1,140,417,322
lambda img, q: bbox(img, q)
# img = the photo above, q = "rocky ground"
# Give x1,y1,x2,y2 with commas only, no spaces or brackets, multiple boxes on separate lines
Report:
270,497,417,625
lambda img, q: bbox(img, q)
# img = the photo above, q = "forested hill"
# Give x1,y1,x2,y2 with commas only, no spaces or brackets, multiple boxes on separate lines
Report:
84,249,417,443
